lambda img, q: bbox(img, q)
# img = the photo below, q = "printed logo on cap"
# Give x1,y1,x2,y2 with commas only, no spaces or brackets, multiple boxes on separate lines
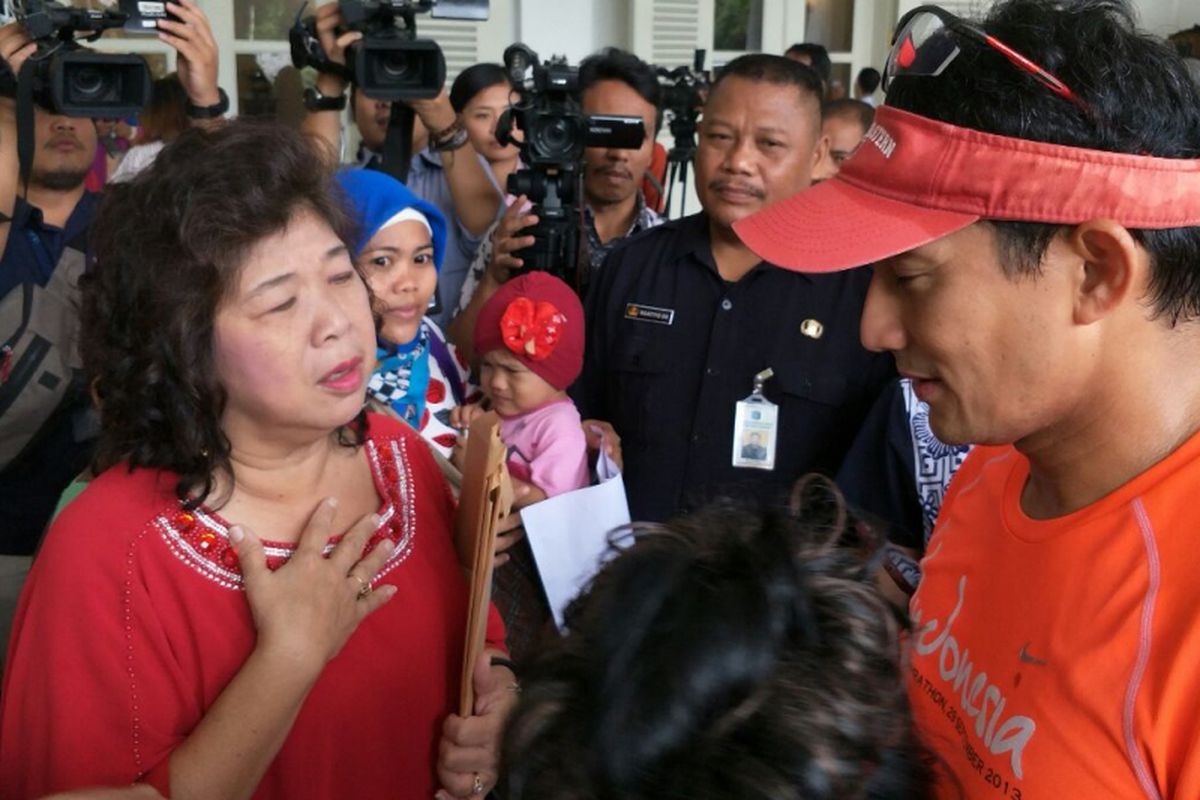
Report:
863,123,897,159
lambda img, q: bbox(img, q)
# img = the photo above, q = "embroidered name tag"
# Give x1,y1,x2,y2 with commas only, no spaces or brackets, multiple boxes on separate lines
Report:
625,303,675,326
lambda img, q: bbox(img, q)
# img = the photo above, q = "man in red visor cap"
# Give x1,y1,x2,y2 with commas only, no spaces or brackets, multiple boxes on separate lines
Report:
735,1,1200,798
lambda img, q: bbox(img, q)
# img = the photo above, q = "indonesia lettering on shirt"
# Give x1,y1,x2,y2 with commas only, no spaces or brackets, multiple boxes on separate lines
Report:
911,575,1037,779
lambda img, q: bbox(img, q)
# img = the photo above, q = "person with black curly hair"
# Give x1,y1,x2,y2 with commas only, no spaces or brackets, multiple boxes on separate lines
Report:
502,477,934,800
0,120,515,800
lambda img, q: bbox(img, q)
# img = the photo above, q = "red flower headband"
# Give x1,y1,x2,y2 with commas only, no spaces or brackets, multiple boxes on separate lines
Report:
499,297,566,362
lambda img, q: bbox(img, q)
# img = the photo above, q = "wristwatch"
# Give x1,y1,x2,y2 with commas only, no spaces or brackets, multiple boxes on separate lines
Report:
185,87,230,120
304,86,348,112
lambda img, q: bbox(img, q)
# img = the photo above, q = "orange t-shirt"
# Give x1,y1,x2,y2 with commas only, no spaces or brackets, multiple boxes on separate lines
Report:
908,434,1200,800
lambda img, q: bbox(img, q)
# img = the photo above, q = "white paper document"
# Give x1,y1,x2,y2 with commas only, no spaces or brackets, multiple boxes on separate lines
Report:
521,446,630,630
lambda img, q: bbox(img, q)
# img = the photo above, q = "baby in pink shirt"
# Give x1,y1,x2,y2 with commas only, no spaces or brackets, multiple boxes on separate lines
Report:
472,272,589,505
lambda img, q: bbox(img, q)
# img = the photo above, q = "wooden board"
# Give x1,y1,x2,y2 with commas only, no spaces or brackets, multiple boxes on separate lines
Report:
453,410,513,716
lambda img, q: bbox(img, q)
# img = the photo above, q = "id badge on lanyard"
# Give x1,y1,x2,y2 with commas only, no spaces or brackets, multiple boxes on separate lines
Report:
732,368,778,471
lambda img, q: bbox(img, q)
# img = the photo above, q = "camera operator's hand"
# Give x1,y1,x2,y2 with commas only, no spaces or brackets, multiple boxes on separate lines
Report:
157,0,220,109
0,22,36,88
487,196,538,285
410,87,502,237
406,90,457,141
312,2,361,96
300,3,360,164
1,22,36,255
446,196,535,363
0,22,35,120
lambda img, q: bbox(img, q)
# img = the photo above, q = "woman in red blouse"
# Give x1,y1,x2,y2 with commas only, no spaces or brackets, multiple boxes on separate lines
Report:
0,121,512,800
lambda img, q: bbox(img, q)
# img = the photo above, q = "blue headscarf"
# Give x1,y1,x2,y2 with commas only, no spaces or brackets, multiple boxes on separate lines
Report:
335,168,450,429
335,168,448,269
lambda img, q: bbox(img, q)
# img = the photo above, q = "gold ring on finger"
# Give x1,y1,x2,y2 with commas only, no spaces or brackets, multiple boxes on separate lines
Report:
350,573,372,600
472,773,485,795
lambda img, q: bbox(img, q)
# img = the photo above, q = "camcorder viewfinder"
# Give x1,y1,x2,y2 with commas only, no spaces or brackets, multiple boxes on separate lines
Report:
3,0,151,117
290,0,487,102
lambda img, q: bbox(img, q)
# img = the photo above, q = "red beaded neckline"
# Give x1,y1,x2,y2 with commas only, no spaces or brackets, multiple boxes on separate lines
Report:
155,438,418,590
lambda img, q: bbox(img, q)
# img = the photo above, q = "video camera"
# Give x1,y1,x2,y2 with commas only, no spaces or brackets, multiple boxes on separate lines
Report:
654,48,709,217
656,49,708,160
495,44,644,287
2,0,150,117
290,0,486,102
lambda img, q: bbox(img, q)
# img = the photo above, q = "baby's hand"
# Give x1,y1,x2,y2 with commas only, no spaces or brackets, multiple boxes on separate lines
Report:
449,436,467,470
449,402,488,431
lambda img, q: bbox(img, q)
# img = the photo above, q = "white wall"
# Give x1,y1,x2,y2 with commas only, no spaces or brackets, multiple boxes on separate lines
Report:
513,0,631,64
1134,0,1197,36
593,0,631,56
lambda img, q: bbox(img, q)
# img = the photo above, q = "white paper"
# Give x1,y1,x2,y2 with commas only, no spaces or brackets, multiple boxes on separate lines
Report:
521,444,630,631
595,442,622,482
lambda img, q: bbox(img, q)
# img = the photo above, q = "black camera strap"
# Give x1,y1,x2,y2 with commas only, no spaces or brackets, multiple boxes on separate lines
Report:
379,102,415,185
572,168,588,292
0,57,15,100
16,60,38,198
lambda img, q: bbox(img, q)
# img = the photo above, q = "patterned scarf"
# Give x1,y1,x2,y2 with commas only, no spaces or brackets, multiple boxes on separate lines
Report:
367,324,432,429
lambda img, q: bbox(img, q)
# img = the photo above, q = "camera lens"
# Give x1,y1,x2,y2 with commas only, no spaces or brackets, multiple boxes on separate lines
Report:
544,120,570,150
52,54,149,116
535,117,573,160
379,51,412,81
355,38,444,101
68,66,109,101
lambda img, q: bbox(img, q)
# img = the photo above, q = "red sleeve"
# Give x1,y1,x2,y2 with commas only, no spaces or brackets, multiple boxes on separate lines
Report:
485,602,507,655
0,471,195,798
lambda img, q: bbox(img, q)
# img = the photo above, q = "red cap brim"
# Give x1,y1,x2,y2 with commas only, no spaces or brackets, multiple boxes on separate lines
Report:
733,177,978,272
735,105,1200,273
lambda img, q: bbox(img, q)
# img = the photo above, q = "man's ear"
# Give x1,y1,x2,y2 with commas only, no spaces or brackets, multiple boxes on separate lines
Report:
1065,219,1146,325
811,131,836,182
810,130,831,177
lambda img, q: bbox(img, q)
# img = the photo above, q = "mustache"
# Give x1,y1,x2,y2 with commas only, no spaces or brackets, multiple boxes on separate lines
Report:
45,135,83,150
591,164,634,180
707,179,766,198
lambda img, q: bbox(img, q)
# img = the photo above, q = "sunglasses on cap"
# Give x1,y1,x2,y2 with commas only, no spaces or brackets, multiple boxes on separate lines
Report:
883,4,1093,117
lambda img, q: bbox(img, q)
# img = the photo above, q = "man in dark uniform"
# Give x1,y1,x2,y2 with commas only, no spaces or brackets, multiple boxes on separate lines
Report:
577,54,894,521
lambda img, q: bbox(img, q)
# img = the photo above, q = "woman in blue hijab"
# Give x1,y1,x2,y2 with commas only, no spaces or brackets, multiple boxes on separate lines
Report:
337,169,477,459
